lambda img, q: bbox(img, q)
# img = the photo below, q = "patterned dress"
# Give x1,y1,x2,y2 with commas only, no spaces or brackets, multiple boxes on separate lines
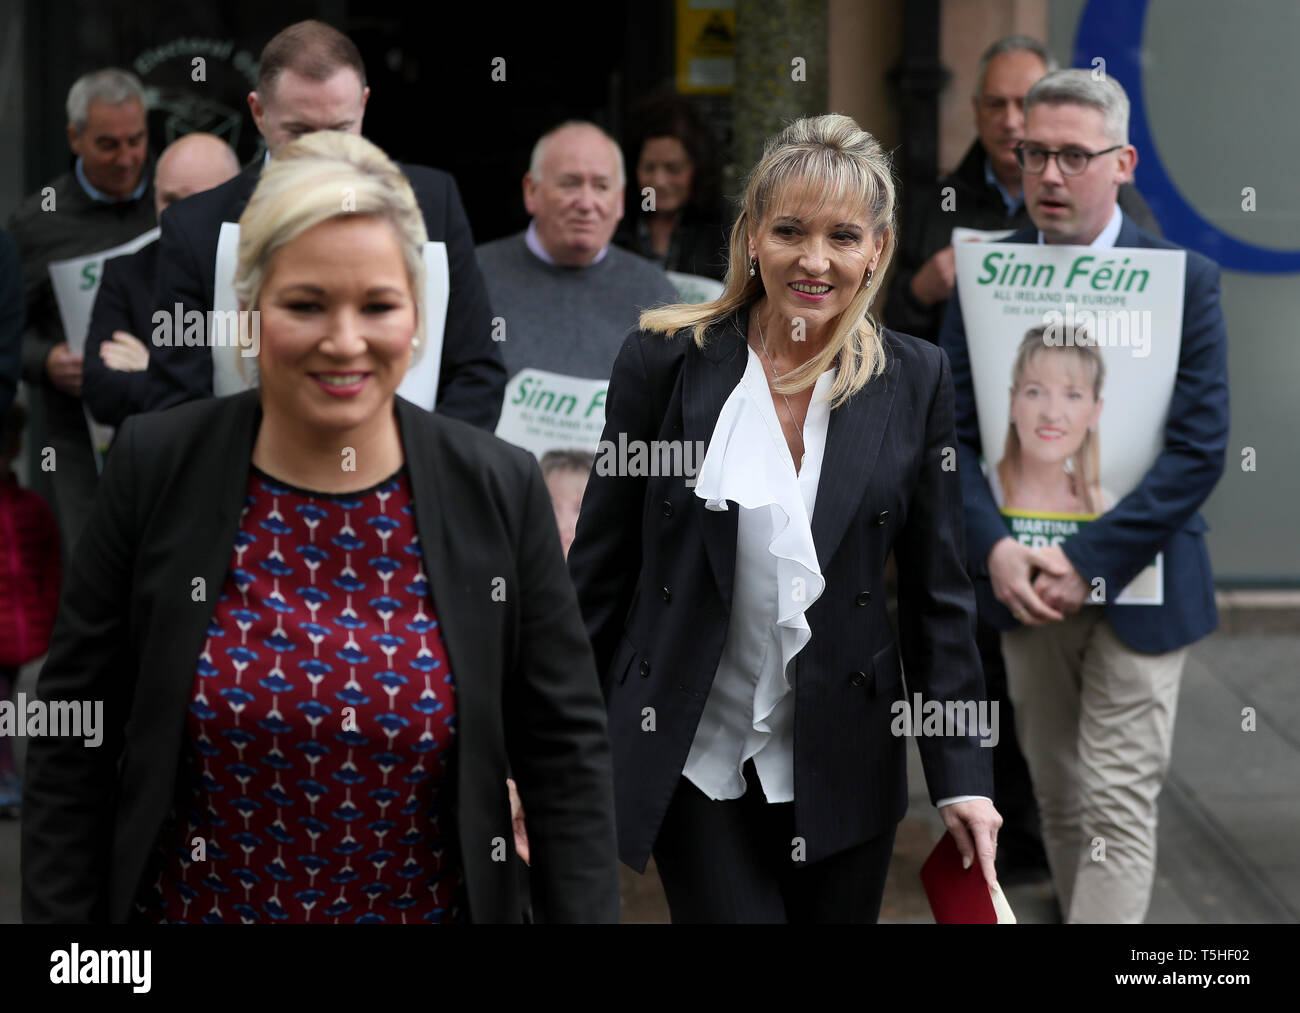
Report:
133,465,464,923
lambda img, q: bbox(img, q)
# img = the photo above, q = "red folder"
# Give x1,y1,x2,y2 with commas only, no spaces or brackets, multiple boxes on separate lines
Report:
920,832,1011,924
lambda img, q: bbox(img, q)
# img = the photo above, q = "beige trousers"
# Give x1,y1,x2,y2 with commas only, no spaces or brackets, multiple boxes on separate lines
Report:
1001,609,1187,923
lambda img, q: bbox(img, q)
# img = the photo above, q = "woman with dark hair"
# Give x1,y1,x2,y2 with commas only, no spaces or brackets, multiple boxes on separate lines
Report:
615,95,730,282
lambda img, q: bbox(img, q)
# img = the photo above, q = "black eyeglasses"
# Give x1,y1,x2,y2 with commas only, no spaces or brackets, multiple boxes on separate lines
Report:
1014,142,1123,176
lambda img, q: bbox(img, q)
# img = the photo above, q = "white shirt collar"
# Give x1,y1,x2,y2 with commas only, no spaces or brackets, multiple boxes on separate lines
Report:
74,156,148,204
682,346,833,803
524,219,609,266
1037,203,1123,248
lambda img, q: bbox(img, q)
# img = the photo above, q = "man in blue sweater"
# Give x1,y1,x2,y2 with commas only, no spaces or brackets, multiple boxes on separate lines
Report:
476,121,677,385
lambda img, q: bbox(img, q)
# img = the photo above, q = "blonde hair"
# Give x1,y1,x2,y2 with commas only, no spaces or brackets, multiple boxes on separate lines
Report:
234,131,428,374
639,113,896,406
999,326,1106,513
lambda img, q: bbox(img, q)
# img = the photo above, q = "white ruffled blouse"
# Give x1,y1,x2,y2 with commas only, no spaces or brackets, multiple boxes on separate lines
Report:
682,345,836,803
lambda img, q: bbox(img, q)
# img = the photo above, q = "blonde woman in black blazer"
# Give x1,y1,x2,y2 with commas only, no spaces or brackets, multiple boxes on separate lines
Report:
22,132,617,924
569,115,1002,922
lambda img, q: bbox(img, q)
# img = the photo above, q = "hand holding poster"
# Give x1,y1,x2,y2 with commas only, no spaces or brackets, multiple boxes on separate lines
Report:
951,226,1015,245
47,228,161,468
954,241,1187,605
47,228,160,358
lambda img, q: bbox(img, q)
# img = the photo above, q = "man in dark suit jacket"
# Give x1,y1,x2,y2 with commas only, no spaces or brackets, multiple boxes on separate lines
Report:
83,133,241,428
887,37,1163,886
939,70,1229,923
0,229,22,421
142,20,505,430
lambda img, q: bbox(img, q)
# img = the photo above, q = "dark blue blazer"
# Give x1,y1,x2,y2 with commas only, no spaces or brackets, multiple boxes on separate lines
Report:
937,213,1229,654
568,305,994,873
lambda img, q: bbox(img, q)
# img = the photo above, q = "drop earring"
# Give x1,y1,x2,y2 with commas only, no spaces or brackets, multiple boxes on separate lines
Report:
749,256,757,277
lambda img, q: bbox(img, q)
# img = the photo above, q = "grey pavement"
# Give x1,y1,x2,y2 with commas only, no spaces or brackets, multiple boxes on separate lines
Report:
878,630,1300,924
2,631,1297,924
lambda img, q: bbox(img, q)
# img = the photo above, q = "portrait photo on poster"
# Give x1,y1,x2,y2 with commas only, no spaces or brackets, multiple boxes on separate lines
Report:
954,240,1187,604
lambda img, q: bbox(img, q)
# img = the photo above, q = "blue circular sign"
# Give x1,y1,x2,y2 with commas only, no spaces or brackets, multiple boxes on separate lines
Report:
1076,0,1300,272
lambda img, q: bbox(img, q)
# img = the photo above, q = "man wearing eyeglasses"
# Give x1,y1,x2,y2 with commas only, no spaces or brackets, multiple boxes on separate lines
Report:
885,35,1162,893
939,69,1229,923
886,36,1159,346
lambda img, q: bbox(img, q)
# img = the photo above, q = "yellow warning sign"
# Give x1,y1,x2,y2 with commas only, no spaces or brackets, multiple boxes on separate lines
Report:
676,0,735,95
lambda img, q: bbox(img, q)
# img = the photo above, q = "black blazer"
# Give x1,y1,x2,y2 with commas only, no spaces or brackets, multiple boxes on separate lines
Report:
22,389,618,923
143,162,507,430
82,239,157,428
568,306,994,871
0,227,23,420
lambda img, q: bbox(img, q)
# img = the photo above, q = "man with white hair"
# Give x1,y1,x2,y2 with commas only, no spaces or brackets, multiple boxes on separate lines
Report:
6,68,156,553
82,133,242,429
940,69,1229,923
476,121,677,382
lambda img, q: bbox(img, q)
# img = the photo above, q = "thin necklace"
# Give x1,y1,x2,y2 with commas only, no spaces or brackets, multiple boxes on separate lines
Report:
755,310,805,468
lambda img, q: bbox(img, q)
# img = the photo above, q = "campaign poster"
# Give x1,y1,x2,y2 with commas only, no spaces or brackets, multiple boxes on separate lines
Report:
666,270,724,305
47,227,161,469
494,368,607,460
954,241,1187,605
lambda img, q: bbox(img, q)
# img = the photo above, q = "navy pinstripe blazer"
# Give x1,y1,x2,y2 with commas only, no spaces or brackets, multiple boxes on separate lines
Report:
568,304,995,871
